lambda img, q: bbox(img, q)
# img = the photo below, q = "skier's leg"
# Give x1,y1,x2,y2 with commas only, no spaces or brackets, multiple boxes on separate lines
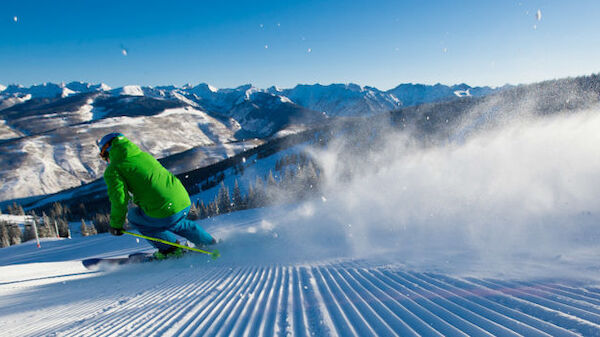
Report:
127,207,178,251
171,218,215,246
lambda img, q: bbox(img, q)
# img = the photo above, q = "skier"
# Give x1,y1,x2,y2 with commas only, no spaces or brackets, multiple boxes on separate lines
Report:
98,132,215,259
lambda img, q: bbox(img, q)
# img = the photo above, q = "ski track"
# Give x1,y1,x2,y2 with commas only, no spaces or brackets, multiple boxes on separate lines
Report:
5,260,600,337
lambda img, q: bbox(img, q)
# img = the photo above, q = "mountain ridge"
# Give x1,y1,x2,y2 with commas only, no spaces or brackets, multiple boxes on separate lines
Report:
0,80,503,202
0,80,499,115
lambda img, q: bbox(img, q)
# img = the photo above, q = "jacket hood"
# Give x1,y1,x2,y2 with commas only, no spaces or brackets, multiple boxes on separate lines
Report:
108,136,143,162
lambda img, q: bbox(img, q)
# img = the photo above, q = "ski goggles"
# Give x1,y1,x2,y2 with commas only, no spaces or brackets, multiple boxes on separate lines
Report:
99,141,111,160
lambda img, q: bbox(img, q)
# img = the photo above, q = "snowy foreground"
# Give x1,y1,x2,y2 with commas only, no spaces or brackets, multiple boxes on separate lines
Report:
2,205,600,337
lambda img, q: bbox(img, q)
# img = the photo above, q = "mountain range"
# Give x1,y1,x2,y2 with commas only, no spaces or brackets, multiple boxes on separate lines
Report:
0,80,498,202
0,81,496,116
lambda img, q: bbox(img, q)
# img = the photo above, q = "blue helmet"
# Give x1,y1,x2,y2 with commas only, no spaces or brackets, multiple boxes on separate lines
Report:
97,132,124,160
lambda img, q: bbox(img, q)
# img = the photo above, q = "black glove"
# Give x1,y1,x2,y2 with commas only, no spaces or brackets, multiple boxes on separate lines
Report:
110,227,123,236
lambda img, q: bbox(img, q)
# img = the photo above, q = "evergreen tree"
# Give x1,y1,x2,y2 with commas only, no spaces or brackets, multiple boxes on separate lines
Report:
80,219,89,237
217,183,231,214
188,202,199,220
232,179,243,211
47,221,57,238
23,223,36,242
37,221,47,238
8,224,22,245
266,170,278,204
87,222,98,236
35,211,54,238
92,213,110,233
0,222,10,248
199,200,208,219
209,198,219,216
9,202,25,216
51,202,63,218
50,202,70,220
252,177,265,208
57,218,70,238
42,212,53,237
246,184,255,209
267,170,277,187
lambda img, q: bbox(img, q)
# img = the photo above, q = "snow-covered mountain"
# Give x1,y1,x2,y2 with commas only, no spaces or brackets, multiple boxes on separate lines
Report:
0,103,263,203
0,81,497,118
270,83,402,117
388,82,495,106
0,80,498,202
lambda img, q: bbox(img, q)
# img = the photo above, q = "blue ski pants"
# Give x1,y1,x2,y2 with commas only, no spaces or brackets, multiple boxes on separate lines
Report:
127,206,214,251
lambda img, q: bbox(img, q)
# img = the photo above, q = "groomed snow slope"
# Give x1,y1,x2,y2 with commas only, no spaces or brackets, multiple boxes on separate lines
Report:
2,205,600,337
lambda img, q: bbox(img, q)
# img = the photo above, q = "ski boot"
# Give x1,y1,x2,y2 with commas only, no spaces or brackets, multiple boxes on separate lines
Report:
152,246,186,260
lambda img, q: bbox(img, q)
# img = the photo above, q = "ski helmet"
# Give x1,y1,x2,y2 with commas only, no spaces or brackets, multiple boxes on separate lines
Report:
97,132,124,160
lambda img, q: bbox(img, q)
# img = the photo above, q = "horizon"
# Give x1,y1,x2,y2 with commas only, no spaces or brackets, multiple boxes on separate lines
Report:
5,71,597,92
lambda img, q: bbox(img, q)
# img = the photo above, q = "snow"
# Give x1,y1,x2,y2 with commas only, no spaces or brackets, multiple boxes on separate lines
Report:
112,85,144,96
2,199,600,336
0,120,22,140
156,106,207,118
278,95,292,103
61,87,76,97
0,93,31,110
0,106,246,201
271,125,310,138
282,83,402,117
98,83,111,91
207,84,218,93
454,89,471,97
0,84,5,92
0,214,33,226
77,99,95,121
65,81,111,93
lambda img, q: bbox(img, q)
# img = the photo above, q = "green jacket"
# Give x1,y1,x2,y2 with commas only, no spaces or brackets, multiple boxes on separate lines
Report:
103,136,191,229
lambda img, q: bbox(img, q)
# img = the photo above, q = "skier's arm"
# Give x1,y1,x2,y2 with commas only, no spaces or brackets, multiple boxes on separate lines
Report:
104,165,130,229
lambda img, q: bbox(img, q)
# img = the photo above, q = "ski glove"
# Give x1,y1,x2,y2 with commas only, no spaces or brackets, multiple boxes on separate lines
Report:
110,227,123,236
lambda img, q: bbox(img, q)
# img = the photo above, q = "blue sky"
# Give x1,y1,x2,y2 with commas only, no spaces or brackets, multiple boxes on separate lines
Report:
1,0,599,90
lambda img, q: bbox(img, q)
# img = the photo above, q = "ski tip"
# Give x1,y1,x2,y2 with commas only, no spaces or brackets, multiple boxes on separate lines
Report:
211,249,220,260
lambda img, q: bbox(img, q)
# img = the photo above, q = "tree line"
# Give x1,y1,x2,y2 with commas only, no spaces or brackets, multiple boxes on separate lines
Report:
188,154,321,220
0,201,113,247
